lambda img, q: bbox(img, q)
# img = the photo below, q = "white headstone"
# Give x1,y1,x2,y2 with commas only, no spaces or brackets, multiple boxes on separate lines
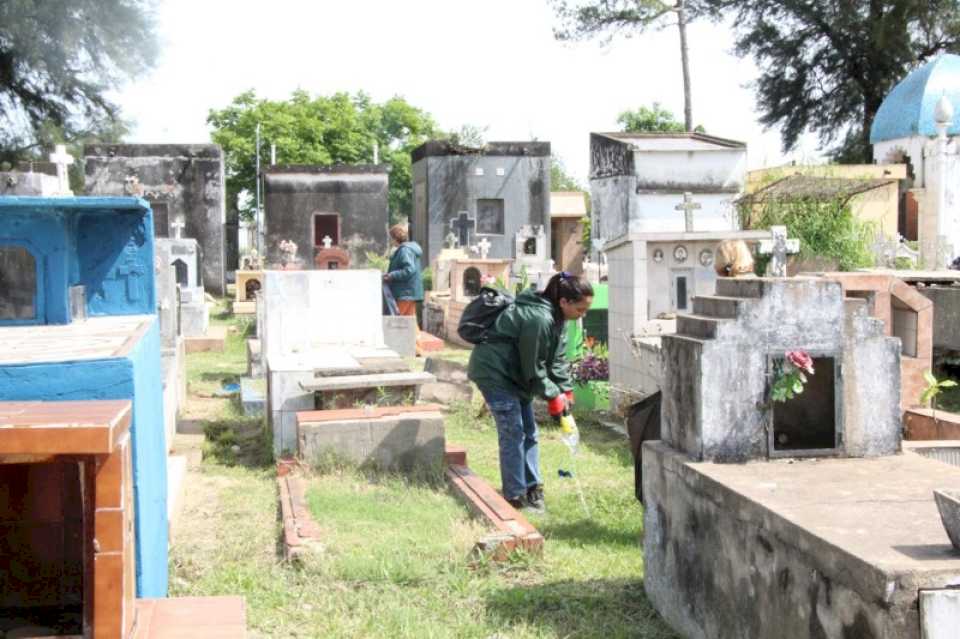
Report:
758,226,800,277
48,144,74,196
476,237,492,260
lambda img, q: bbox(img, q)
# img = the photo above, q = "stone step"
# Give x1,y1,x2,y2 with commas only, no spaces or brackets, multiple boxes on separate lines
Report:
692,295,745,319
716,277,765,299
676,313,728,340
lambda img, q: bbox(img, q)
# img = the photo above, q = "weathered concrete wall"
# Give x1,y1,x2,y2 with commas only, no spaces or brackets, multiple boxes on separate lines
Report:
842,300,902,457
642,441,957,639
662,278,901,461
299,410,444,472
591,176,636,245
410,141,551,265
920,285,960,350
83,144,226,296
263,165,388,268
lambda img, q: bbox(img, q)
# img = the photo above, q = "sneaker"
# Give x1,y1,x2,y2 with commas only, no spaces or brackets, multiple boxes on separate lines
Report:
506,496,526,510
525,485,545,512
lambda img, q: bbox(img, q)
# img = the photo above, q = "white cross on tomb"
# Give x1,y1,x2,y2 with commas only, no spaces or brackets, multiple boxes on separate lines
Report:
48,144,74,195
674,192,701,233
476,237,492,260
321,235,333,249
758,225,800,277
170,218,186,239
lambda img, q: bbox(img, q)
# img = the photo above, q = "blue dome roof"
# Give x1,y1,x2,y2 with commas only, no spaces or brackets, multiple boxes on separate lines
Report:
870,54,960,144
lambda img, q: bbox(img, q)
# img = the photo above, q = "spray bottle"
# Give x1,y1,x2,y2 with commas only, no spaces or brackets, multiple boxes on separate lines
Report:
548,392,580,453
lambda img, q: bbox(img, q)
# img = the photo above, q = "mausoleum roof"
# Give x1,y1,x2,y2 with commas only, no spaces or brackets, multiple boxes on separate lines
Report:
592,131,746,150
411,140,551,162
871,54,960,143
742,175,896,205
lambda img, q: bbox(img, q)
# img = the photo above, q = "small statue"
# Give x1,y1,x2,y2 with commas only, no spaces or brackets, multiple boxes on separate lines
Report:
278,239,298,267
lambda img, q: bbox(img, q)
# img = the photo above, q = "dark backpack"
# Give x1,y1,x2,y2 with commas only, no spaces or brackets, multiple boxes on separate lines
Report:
457,286,514,344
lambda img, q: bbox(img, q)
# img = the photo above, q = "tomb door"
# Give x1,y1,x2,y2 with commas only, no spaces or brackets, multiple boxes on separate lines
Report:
0,244,39,322
669,268,693,312
172,259,188,287
150,201,170,238
767,353,843,457
313,213,340,247
244,278,262,302
463,267,482,297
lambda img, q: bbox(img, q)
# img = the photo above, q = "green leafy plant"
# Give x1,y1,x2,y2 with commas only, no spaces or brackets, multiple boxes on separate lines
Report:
921,371,958,423
364,249,390,272
770,350,815,403
738,195,876,272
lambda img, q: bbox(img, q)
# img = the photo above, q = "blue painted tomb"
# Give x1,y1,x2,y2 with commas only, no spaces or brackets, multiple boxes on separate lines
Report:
0,196,168,597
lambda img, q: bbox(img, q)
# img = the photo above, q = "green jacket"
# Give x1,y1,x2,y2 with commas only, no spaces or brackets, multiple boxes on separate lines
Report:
467,288,572,402
386,241,424,301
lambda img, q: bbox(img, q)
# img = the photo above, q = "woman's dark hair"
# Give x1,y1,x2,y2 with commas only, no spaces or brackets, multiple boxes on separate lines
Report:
540,271,593,321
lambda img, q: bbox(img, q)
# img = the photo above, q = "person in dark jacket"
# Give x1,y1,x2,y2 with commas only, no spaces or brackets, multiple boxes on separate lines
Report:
384,224,424,319
467,272,593,512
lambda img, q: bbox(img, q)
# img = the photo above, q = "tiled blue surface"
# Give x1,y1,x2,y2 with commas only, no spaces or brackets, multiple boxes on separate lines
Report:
872,54,960,143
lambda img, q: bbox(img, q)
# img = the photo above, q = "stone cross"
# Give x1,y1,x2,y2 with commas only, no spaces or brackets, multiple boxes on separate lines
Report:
48,144,74,195
444,231,460,249
450,211,476,248
321,235,333,249
675,192,701,233
758,225,800,277
476,237,492,259
170,218,186,239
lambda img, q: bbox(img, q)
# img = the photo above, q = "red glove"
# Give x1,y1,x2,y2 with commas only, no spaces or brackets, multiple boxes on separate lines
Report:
547,394,566,418
564,390,574,406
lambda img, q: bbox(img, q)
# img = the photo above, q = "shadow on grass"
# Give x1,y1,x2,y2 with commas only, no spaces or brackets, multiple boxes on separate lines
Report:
539,518,642,550
484,578,679,639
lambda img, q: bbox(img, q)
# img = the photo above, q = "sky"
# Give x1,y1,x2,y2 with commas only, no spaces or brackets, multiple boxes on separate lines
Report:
115,0,824,184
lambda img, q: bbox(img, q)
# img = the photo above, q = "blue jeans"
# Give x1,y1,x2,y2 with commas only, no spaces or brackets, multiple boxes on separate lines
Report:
480,387,541,501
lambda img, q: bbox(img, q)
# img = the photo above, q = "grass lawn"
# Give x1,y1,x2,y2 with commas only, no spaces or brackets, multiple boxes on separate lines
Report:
169,304,676,638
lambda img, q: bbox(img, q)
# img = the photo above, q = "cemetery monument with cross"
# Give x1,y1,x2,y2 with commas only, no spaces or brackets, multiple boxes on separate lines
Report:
411,140,551,266
83,144,228,296
598,132,768,409
263,164,389,268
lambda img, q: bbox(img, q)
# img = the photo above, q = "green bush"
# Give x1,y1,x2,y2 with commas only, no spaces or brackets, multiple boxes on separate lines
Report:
738,198,876,272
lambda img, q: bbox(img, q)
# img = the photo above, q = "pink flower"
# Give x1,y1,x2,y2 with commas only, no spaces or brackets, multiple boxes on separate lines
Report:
785,350,814,375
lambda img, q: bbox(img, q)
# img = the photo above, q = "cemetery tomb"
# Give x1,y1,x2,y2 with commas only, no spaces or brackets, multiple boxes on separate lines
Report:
0,400,135,637
83,144,227,295
263,165,389,268
153,240,185,451
589,132,746,247
512,224,554,285
232,270,264,315
872,53,960,267
0,162,60,197
816,272,934,414
605,228,767,409
438,258,512,347
411,141,551,265
260,270,435,455
156,237,208,340
644,276,960,639
0,196,168,598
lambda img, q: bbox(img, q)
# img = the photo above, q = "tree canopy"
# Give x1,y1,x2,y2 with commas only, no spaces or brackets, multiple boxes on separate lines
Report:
0,0,157,162
207,90,441,222
551,156,584,191
712,0,960,162
617,103,687,133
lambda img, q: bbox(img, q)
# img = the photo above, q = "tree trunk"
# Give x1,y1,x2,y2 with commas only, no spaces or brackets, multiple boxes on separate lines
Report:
677,1,693,132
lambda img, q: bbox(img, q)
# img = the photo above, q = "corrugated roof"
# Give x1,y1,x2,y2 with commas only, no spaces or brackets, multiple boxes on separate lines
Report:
742,175,897,205
550,191,587,218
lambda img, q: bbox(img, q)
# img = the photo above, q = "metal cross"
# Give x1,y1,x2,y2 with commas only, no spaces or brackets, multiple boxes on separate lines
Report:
758,225,800,277
170,218,186,239
476,237,492,259
450,211,476,248
48,144,74,195
675,192,701,233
